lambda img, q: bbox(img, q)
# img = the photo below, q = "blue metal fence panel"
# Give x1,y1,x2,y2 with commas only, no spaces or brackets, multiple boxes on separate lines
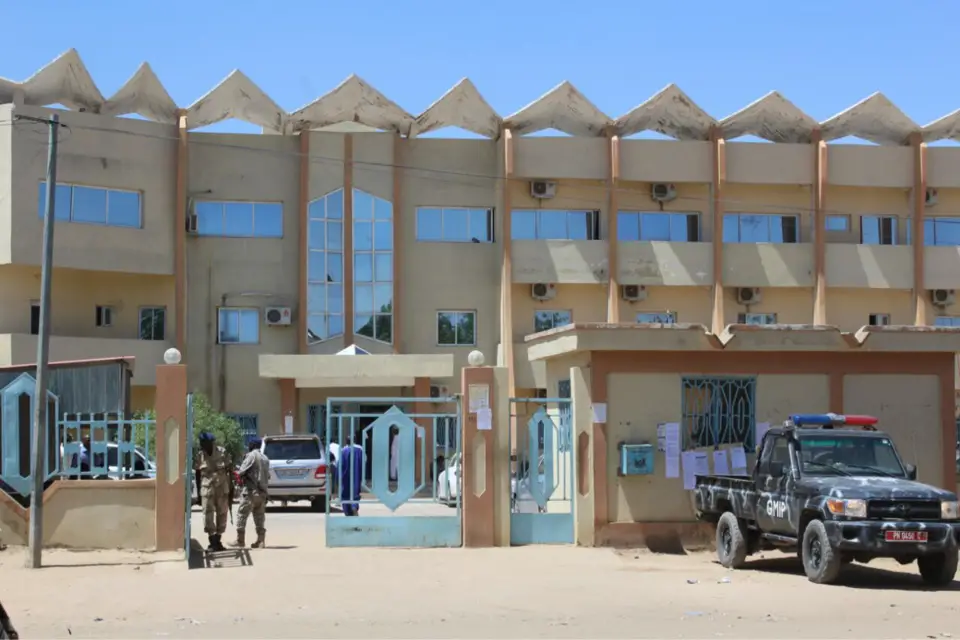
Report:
57,414,155,479
324,397,462,548
0,372,60,498
509,397,575,546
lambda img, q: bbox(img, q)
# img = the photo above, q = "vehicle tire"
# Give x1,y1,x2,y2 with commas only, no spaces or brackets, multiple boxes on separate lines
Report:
801,520,843,584
918,547,959,587
311,496,326,512
716,512,748,569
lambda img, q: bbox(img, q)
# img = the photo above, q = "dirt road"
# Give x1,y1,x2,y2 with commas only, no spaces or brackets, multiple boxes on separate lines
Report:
1,510,958,638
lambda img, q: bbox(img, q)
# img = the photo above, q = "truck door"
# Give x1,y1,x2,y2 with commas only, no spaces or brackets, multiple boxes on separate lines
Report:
755,434,791,533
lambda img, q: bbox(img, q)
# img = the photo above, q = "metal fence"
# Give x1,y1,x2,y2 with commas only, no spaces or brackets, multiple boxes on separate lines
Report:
58,413,156,480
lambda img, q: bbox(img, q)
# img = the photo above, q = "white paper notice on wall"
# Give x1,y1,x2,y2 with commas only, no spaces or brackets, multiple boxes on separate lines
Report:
656,424,667,452
755,422,771,447
592,403,607,423
476,407,492,431
664,423,681,479
681,451,697,490
712,449,730,476
730,446,748,475
284,415,293,435
468,384,490,413
693,451,710,477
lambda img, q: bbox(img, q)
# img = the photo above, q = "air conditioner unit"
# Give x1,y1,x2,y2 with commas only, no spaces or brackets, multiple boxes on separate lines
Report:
430,384,449,399
185,213,199,234
926,187,939,207
530,180,557,199
737,287,761,306
931,289,955,308
651,183,677,203
264,306,292,326
531,283,557,301
620,284,647,302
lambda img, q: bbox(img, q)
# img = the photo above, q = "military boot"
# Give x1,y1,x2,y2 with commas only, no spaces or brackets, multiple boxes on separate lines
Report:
231,530,246,548
251,529,266,548
210,534,227,552
206,534,217,551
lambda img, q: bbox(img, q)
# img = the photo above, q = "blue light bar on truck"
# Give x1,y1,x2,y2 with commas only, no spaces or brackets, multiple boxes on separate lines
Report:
787,413,879,428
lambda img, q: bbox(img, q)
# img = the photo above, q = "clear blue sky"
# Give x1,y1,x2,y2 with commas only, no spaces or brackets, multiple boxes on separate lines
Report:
1,0,958,137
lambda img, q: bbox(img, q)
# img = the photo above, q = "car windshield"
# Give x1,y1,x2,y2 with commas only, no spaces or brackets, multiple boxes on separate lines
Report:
264,438,322,461
796,434,906,477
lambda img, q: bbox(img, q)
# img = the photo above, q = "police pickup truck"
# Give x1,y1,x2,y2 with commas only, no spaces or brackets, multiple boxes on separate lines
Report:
693,413,960,586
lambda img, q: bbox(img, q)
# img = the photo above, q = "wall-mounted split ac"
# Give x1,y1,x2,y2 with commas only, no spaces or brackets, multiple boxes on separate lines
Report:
530,180,557,199
651,183,677,203
265,307,292,326
736,287,762,306
531,283,557,301
185,213,199,234
620,284,647,302
931,289,955,308
430,384,450,398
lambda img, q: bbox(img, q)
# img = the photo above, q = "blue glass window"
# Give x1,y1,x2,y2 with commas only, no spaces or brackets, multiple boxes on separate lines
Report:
923,218,960,246
194,201,283,238
416,207,494,242
218,308,259,344
617,212,700,242
861,216,900,245
38,182,141,228
511,210,600,240
724,214,799,243
306,190,344,343
637,312,676,324
353,189,393,344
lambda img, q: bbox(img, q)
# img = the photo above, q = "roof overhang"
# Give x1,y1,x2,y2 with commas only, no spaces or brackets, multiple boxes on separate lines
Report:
258,353,454,388
523,323,960,361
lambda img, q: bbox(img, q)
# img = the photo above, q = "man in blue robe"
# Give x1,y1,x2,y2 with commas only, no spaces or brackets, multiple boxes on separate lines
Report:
339,436,365,517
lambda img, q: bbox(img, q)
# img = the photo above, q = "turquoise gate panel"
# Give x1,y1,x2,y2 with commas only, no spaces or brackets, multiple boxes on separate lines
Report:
324,397,462,548
0,373,59,499
509,397,575,545
185,392,195,560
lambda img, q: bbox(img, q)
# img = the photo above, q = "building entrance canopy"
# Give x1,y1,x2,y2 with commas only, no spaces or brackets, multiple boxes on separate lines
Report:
258,345,454,388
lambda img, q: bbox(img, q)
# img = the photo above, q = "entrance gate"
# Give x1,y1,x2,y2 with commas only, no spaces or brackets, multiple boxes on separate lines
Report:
324,396,462,548
184,392,195,559
509,397,575,545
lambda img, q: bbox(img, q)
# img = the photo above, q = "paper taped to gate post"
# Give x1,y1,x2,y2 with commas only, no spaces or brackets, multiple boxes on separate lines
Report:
664,423,680,478
468,384,489,413
476,407,492,431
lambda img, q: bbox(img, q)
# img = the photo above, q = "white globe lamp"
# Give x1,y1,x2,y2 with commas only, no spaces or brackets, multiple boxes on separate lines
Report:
163,348,182,365
467,350,485,367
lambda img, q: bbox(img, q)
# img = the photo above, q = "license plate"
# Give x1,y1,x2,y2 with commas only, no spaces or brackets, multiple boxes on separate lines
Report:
276,469,305,478
885,530,928,543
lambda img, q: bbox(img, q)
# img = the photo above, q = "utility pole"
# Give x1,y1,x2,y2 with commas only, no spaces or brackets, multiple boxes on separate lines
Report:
17,113,62,569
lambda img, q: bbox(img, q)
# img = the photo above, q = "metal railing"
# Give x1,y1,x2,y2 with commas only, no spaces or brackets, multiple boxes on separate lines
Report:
681,377,756,449
58,413,156,480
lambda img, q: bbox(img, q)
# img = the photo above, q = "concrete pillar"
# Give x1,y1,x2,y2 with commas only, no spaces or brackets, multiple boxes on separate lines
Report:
462,366,496,547
154,363,187,552
413,376,431,486
571,365,595,546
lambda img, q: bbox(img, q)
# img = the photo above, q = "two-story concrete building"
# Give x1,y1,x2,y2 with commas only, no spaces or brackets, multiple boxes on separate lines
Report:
2,49,960,443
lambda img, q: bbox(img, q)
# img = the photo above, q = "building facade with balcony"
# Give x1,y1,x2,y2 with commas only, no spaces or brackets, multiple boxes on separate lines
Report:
3,50,960,439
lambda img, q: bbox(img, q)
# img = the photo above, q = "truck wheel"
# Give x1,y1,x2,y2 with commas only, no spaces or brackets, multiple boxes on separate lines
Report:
918,547,959,587
716,512,748,569
801,520,842,584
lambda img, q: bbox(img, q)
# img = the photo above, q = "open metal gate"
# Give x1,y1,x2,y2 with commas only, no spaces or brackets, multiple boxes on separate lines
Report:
509,397,575,545
184,392,195,560
324,396,461,548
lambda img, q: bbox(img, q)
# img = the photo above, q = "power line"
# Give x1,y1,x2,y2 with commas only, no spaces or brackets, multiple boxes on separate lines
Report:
2,118,947,219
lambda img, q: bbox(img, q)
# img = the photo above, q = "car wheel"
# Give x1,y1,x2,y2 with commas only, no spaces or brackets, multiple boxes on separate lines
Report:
801,520,843,584
716,512,748,569
918,547,959,587
311,497,326,512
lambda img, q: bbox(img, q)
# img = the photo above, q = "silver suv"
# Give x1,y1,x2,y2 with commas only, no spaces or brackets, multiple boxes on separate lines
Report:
261,434,328,510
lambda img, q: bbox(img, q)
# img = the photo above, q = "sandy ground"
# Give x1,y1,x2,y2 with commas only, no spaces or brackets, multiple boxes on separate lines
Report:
1,506,959,639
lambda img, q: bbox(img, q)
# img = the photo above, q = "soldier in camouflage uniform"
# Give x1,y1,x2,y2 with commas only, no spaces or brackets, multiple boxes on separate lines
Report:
232,437,270,548
195,431,230,551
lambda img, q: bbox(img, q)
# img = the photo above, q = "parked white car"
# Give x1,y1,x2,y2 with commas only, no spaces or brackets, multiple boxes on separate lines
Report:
437,453,546,513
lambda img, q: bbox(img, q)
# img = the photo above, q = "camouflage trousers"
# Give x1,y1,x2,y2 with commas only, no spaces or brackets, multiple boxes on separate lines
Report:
202,486,229,535
236,490,266,532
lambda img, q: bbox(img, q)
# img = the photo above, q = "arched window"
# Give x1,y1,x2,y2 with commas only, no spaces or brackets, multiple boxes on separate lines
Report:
353,189,393,344
306,190,344,343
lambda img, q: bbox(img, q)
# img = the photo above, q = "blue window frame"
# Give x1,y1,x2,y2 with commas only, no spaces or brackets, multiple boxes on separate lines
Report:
354,189,393,344
637,312,676,324
416,207,494,242
227,414,259,445
861,215,900,245
825,215,850,232
511,209,600,240
194,201,283,238
617,212,700,242
38,182,141,228
723,214,799,243
935,317,960,328
681,377,756,449
307,190,344,343
534,310,571,333
218,307,259,344
923,218,960,246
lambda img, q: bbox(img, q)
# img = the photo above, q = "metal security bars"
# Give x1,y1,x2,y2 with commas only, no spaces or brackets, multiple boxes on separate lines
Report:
681,377,756,450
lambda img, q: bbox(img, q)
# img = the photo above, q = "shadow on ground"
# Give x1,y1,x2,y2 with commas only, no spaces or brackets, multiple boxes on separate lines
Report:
735,555,960,591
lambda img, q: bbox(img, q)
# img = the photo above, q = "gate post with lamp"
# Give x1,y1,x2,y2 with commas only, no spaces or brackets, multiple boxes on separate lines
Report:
154,347,188,553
